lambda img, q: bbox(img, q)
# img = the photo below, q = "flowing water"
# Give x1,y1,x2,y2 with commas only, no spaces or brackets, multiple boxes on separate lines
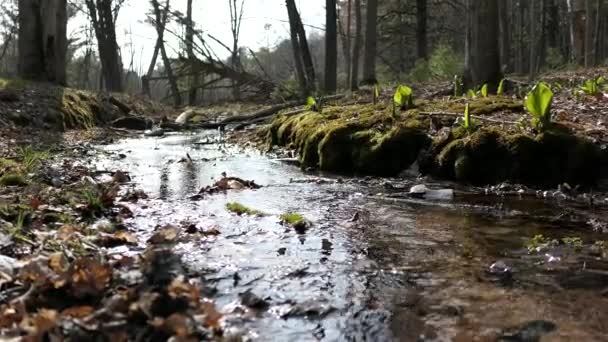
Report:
95,130,608,341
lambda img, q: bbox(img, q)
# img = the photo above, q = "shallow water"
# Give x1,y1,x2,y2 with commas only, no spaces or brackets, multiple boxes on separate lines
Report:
95,131,608,341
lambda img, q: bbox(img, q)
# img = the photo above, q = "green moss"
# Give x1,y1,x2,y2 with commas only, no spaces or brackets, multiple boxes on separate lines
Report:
226,202,265,216
0,78,28,90
0,174,28,187
433,127,604,186
280,213,305,225
267,104,430,176
421,96,524,116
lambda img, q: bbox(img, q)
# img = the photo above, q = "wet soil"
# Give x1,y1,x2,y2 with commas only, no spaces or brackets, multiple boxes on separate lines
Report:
94,130,608,341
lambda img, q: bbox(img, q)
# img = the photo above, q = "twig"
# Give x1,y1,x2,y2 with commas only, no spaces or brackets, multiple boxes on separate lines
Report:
419,111,519,125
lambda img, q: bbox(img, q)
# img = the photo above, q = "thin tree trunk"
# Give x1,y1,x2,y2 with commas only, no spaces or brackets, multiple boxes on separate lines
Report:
585,0,594,66
416,0,428,60
286,0,308,96
142,38,160,97
529,0,537,81
152,0,181,107
85,0,123,92
186,0,199,105
350,0,362,90
594,0,603,63
325,0,338,93
498,0,511,71
362,0,378,84
345,0,352,86
286,0,316,94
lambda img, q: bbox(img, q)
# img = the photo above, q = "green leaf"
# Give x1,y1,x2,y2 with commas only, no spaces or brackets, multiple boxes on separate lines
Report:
305,96,316,110
393,85,414,110
525,82,553,131
463,103,471,131
480,84,488,97
467,89,476,98
497,79,505,96
597,76,606,85
373,85,380,104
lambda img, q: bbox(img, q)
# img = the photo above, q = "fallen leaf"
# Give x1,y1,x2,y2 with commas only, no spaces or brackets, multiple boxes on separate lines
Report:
148,225,179,244
60,306,94,318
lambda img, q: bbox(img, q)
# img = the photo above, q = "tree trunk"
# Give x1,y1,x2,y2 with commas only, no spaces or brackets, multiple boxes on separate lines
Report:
286,0,316,94
286,0,308,96
350,0,362,91
345,0,352,87
142,38,161,98
416,0,428,60
529,0,537,80
152,0,181,107
594,0,603,63
85,0,123,92
18,0,67,85
325,0,338,94
498,0,511,71
585,0,594,66
464,0,503,91
362,0,378,84
186,0,199,105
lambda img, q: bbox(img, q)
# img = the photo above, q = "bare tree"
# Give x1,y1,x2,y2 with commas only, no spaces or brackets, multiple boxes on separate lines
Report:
416,0,428,60
325,0,338,93
286,0,316,95
464,0,502,90
185,0,200,105
84,0,123,92
362,0,378,85
151,0,181,107
229,0,245,100
350,0,361,91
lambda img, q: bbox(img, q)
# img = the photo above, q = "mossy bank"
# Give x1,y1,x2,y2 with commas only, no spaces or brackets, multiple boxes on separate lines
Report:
266,97,607,188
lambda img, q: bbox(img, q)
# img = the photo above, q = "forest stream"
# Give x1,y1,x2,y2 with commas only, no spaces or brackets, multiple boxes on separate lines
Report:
92,129,608,341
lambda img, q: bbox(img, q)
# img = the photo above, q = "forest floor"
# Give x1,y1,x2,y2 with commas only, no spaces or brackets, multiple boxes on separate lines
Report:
0,68,608,339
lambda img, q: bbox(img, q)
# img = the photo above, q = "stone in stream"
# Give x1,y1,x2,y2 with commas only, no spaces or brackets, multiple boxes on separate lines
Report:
111,116,153,130
239,289,269,309
175,109,195,125
144,127,165,137
409,184,454,201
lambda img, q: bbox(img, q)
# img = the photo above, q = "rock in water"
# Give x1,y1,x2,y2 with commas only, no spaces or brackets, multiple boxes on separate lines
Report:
112,116,153,130
144,127,165,137
409,184,454,201
175,109,195,125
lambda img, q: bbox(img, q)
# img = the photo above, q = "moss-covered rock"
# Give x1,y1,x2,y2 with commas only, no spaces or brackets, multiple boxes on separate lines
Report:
267,104,431,176
434,127,603,186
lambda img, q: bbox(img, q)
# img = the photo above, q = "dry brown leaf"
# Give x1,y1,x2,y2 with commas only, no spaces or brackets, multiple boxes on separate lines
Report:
148,225,179,244
60,306,94,318
167,278,199,303
19,309,58,337
48,253,69,273
69,258,112,298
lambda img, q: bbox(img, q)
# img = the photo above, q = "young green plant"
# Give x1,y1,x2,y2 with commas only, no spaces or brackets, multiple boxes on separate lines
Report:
462,103,473,132
373,85,380,105
480,83,489,97
496,79,505,96
525,82,553,132
393,85,414,113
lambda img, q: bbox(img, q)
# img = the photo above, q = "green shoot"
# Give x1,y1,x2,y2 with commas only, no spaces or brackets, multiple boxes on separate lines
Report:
466,89,476,98
373,85,380,105
462,103,472,132
480,83,488,97
497,79,505,96
393,85,414,111
525,82,553,132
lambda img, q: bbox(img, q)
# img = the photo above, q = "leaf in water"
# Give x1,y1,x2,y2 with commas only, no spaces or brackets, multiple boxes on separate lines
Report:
19,308,58,338
167,277,199,302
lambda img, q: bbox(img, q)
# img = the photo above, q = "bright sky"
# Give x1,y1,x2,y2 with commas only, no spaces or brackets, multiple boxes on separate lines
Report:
69,0,325,74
